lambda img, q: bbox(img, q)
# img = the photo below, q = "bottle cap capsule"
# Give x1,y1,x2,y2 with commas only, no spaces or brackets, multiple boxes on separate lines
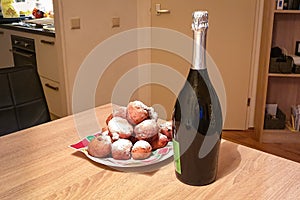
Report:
192,11,208,31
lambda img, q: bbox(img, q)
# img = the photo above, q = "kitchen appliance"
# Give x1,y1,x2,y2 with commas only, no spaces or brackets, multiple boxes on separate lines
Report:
11,35,37,68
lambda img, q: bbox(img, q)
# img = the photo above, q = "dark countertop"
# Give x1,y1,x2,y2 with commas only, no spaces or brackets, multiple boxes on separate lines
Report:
0,23,55,37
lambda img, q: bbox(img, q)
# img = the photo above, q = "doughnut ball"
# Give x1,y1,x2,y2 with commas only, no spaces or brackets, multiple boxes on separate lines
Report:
111,139,133,160
134,119,160,142
131,140,152,160
87,135,112,158
126,101,149,125
105,113,113,125
101,130,110,136
147,107,158,122
160,121,172,140
101,126,109,133
111,132,120,142
112,105,127,119
129,136,138,144
150,133,169,150
108,117,133,139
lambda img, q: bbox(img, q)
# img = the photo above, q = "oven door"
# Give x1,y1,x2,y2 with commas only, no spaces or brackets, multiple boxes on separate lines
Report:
12,47,37,68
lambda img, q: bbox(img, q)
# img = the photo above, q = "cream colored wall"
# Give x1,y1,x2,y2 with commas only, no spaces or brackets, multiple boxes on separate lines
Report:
53,0,261,129
150,0,260,129
54,0,139,114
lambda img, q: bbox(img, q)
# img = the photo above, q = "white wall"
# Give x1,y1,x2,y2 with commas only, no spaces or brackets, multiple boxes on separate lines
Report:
54,0,139,114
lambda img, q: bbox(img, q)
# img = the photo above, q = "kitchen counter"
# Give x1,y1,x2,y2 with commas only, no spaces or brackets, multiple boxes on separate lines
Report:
1,103,300,199
0,23,55,37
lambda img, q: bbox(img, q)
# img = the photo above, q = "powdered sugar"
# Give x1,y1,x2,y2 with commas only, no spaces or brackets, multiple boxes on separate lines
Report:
108,117,133,138
111,139,133,152
132,140,152,150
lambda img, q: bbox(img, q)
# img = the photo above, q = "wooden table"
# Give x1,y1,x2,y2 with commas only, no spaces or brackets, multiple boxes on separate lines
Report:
1,104,300,199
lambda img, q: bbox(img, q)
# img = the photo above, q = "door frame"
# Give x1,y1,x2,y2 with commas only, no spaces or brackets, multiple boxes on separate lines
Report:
246,0,264,128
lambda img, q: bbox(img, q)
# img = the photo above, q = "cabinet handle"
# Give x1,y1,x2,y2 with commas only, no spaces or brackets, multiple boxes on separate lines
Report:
41,40,55,45
45,83,59,91
0,31,4,35
12,50,33,58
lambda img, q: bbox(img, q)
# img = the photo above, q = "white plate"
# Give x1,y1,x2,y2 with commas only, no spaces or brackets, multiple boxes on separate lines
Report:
70,134,173,169
81,142,173,168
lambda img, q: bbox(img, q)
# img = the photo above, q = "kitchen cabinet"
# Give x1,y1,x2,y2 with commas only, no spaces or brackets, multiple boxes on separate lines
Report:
35,35,59,82
254,0,300,143
0,28,14,68
0,27,65,119
34,35,63,119
40,77,62,118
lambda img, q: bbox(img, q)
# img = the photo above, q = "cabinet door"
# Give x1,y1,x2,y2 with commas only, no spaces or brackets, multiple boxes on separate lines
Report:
35,35,59,82
150,0,258,130
0,29,14,68
40,76,63,118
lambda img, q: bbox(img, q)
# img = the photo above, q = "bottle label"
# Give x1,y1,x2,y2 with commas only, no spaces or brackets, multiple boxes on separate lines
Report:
172,139,181,174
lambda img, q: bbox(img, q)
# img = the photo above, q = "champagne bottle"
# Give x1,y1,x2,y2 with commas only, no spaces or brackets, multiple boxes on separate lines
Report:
172,11,223,186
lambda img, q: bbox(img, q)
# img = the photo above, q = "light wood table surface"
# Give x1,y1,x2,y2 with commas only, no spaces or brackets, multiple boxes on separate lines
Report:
1,104,300,200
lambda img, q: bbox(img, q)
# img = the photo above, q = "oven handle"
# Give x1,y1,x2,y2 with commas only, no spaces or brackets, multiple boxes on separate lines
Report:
45,83,59,91
12,50,33,58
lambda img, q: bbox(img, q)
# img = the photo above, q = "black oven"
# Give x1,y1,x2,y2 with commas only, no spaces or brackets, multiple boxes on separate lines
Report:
11,35,37,68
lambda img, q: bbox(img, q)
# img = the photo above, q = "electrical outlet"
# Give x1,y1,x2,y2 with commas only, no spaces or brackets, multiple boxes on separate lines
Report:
70,17,80,29
112,17,120,28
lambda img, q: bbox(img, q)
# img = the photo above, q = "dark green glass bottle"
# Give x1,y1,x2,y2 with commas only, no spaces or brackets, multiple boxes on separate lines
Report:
172,11,223,186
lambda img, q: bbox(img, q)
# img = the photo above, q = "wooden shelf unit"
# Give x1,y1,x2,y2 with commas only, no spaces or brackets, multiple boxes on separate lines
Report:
262,129,300,144
274,10,300,14
269,73,300,78
254,1,300,143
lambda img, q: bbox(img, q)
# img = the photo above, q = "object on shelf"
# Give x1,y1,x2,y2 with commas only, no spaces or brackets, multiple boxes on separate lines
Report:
24,17,54,25
284,0,289,9
32,8,44,19
286,0,300,10
290,55,300,65
266,104,278,116
269,47,294,73
277,0,284,10
269,57,294,73
264,107,286,129
270,46,284,57
291,105,300,131
292,65,300,73
1,0,19,18
296,41,300,56
286,121,298,132
291,55,300,73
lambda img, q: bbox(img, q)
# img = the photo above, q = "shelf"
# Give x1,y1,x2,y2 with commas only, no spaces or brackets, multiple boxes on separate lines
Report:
262,128,300,143
254,1,300,143
274,10,300,14
268,73,300,78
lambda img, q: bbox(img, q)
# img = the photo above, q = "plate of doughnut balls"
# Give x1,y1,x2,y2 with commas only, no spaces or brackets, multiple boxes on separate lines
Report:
72,101,173,168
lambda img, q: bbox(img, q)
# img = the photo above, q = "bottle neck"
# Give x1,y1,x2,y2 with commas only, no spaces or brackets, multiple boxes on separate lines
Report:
191,29,207,70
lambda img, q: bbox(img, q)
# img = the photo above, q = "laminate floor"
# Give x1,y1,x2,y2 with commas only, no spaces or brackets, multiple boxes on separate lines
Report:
222,130,300,163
